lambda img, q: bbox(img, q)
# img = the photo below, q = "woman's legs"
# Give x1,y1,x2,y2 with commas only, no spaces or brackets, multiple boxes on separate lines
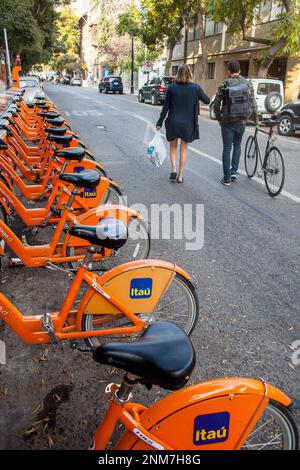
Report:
169,139,178,173
178,140,188,182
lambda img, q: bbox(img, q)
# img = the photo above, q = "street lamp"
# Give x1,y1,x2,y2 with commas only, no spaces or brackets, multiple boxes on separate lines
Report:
130,35,134,94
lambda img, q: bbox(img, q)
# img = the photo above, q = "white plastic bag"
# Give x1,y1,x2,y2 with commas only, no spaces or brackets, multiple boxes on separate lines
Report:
147,131,167,168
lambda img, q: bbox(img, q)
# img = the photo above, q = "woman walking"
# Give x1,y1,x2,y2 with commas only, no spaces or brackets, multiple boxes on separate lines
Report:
156,64,210,183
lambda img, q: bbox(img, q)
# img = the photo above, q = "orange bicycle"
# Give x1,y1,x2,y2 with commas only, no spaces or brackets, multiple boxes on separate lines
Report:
91,321,299,450
0,226,199,349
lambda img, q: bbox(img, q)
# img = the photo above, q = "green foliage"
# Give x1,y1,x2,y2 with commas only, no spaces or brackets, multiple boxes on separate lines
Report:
0,0,70,71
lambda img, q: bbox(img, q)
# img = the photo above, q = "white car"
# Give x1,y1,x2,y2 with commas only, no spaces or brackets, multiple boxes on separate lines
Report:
70,78,82,86
19,76,45,104
209,78,284,120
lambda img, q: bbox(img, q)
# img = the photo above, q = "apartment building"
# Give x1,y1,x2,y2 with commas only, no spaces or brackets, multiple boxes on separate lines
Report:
79,1,102,80
170,0,300,102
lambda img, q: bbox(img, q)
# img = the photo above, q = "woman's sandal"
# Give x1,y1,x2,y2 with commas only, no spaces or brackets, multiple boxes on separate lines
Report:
177,177,184,184
170,172,177,182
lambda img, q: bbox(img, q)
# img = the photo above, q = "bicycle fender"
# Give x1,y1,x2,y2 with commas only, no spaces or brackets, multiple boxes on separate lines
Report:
76,260,192,330
116,378,292,451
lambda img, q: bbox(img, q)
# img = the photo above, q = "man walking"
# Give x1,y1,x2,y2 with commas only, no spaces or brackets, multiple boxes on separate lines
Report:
214,61,258,186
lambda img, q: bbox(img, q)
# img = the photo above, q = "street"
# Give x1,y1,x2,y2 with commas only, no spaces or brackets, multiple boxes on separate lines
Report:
0,83,299,449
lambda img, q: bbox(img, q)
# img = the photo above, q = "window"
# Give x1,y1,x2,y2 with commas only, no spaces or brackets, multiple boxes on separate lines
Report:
172,66,179,76
205,19,223,36
187,19,201,41
207,63,216,80
270,0,285,20
257,82,281,95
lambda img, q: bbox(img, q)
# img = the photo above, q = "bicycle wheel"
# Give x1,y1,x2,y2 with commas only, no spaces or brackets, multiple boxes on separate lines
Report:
244,136,258,178
66,217,150,271
82,273,199,349
102,183,126,206
242,400,299,450
263,146,285,197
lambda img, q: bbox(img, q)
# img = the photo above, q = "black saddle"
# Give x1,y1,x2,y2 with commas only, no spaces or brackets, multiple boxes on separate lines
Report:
45,127,67,136
37,104,49,110
0,139,8,150
48,134,72,145
35,95,45,100
93,321,195,391
55,147,85,161
60,169,100,188
68,219,127,250
45,117,65,127
38,112,60,119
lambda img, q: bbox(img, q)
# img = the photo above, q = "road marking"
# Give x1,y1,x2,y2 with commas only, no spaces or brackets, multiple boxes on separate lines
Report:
188,146,300,204
109,105,120,111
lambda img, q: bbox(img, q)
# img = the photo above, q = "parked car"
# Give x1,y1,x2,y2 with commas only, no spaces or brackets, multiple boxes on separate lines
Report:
98,76,123,94
70,77,82,86
138,76,175,105
277,99,300,136
209,78,284,120
18,76,45,104
60,76,70,85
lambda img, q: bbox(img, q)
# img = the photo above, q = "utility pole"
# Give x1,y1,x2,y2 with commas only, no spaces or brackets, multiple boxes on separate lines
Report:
130,35,134,94
3,28,12,88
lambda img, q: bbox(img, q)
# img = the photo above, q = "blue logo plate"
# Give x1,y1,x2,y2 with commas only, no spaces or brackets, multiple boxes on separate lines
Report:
193,412,230,446
130,278,153,299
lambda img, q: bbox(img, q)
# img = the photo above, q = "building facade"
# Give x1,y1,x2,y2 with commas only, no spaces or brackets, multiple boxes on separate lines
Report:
79,1,102,80
170,0,300,102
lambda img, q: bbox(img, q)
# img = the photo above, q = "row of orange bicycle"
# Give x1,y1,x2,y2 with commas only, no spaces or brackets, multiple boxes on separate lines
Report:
0,89,298,450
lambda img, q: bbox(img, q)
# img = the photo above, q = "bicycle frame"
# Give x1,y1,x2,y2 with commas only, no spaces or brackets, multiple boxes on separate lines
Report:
0,259,186,344
93,377,292,450
253,125,274,170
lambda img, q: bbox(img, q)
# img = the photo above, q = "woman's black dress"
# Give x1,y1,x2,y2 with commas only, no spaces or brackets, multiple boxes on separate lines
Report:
156,82,210,143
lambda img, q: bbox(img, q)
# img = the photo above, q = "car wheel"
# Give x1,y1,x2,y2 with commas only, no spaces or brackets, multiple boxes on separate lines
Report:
210,105,216,120
105,88,108,94
151,93,157,106
99,87,102,93
278,115,295,136
265,92,283,113
138,91,145,103
119,91,123,94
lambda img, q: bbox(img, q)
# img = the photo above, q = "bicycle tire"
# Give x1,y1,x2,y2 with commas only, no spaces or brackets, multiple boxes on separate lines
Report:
242,399,299,450
102,183,126,206
263,146,285,197
244,135,258,178
81,273,199,349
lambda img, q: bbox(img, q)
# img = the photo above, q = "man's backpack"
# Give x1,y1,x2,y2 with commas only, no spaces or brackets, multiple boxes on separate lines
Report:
223,78,252,123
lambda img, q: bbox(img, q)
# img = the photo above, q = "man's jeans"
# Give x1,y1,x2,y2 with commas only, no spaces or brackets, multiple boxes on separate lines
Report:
221,124,246,182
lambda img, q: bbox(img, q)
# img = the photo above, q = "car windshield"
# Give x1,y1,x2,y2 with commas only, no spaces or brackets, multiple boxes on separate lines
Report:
19,79,39,88
109,77,121,83
257,83,281,95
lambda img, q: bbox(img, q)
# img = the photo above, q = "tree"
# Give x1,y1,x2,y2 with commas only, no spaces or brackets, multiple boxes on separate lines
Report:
0,0,69,71
207,0,300,77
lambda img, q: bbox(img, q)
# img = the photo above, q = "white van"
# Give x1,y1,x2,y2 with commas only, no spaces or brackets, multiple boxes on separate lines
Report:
209,78,284,120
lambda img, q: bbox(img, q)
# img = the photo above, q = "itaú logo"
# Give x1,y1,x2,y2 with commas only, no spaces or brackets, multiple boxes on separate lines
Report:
130,278,152,299
0,227,12,242
193,412,230,445
0,305,9,317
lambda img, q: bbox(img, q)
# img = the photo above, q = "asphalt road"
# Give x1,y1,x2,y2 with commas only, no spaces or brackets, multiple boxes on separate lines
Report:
0,83,299,449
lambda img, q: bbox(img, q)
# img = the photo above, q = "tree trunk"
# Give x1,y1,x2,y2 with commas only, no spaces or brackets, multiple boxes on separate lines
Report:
197,7,208,81
258,37,287,78
165,41,176,75
183,23,188,63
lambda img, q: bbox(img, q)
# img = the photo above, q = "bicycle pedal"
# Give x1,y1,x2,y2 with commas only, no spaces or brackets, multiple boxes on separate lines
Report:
21,234,29,246
41,313,58,345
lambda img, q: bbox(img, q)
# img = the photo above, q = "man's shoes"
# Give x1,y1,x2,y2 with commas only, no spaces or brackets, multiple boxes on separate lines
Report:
220,178,231,186
170,172,177,182
231,174,238,182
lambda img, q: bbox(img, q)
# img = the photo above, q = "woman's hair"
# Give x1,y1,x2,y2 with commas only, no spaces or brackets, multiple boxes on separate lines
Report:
175,64,193,84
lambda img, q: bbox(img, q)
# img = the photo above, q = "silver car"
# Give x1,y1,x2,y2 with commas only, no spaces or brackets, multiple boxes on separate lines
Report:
19,76,45,104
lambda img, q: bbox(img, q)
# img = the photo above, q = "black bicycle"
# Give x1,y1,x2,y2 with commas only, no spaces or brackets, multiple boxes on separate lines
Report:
244,119,285,197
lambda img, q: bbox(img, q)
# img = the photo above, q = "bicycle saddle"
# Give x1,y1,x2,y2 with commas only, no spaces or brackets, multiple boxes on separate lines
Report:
45,117,65,127
45,127,67,136
60,169,100,187
55,147,85,161
69,219,128,250
0,139,8,150
38,112,60,119
48,134,73,145
93,321,195,391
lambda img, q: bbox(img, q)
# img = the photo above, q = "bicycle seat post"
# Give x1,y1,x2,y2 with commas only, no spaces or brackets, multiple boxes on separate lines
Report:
115,373,138,403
